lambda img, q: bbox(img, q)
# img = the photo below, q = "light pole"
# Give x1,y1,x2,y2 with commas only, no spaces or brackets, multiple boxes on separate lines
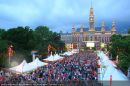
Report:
8,45,14,65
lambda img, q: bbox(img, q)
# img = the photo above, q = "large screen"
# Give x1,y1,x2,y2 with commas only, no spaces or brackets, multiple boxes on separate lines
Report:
86,41,95,48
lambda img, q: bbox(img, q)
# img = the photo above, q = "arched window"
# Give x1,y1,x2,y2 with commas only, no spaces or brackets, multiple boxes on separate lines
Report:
99,37,101,42
91,36,93,41
95,36,97,41
102,37,104,43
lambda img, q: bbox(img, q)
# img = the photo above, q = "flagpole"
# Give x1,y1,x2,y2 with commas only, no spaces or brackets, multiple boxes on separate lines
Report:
8,45,14,66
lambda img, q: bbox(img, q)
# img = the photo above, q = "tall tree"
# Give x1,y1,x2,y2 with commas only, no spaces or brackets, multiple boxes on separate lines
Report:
33,26,65,55
110,34,130,72
2,26,35,51
0,26,65,67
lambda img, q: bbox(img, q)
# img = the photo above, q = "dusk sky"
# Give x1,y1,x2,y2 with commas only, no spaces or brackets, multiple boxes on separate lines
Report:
0,0,130,32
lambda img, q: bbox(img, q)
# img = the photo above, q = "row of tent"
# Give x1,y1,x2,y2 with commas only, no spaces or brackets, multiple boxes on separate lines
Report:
61,49,79,56
10,58,47,73
9,49,79,73
44,49,79,62
97,51,128,81
43,50,78,62
44,54,64,62
10,54,64,73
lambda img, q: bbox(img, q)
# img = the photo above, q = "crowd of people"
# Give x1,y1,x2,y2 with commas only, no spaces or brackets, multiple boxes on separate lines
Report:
0,50,101,86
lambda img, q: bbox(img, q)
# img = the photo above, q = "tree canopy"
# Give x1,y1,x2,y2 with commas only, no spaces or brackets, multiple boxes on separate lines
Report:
0,26,65,67
110,34,130,73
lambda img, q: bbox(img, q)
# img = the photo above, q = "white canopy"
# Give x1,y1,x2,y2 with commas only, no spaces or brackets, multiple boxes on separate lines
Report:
62,49,79,56
98,51,116,67
10,58,48,73
103,65,128,80
71,49,79,54
44,54,64,61
10,60,27,73
54,54,64,60
25,58,48,72
29,58,47,67
62,51,74,56
97,51,128,81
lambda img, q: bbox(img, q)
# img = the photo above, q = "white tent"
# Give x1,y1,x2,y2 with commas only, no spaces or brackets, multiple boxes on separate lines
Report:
23,63,34,72
25,58,48,72
10,60,27,73
99,65,129,86
29,58,47,67
44,54,56,61
71,49,79,54
44,54,64,61
98,51,116,67
54,54,64,59
97,51,128,81
36,58,48,67
62,51,73,56
10,58,48,73
103,65,128,80
103,65,126,80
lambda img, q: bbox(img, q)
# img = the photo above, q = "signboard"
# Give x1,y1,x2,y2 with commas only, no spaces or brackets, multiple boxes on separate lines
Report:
86,41,95,48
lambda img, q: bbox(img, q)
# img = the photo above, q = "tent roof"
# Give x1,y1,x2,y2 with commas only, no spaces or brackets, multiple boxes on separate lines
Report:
10,58,48,73
10,60,27,73
97,51,128,81
44,54,64,61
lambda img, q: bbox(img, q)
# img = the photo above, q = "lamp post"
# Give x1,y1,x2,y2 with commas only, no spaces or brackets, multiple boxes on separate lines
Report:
31,50,37,61
8,45,14,65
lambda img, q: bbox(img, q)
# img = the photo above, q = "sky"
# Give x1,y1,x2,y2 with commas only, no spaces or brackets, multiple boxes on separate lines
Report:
0,0,130,33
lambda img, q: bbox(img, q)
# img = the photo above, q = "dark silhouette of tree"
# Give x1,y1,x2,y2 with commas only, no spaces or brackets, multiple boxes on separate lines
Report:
0,26,65,67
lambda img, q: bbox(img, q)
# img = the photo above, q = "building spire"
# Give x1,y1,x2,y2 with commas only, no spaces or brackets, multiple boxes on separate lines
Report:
72,24,76,33
72,24,75,29
111,19,116,34
80,24,84,32
101,19,105,33
89,0,95,32
91,0,93,8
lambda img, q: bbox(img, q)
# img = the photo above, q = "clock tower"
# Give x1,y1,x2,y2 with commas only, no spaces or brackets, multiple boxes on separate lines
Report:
88,1,95,41
89,1,95,32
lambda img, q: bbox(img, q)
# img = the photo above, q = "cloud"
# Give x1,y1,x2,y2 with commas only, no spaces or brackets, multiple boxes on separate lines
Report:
0,0,130,32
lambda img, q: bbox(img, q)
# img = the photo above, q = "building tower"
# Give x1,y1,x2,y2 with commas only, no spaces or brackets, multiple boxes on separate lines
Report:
111,20,116,34
101,19,105,33
80,24,84,33
80,25,84,42
89,1,95,32
72,25,76,33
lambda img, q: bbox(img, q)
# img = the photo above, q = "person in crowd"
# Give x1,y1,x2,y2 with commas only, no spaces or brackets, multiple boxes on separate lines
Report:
1,50,99,86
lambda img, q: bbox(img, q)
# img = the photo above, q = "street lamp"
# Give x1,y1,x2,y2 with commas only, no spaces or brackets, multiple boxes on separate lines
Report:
8,45,14,65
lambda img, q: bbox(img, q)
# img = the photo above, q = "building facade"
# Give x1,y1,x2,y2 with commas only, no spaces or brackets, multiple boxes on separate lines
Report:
60,5,116,50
